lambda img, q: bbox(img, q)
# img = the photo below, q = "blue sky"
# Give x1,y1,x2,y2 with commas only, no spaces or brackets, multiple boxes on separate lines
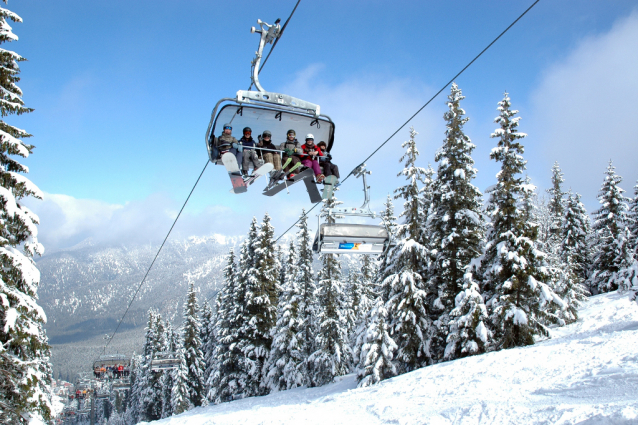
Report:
8,0,638,249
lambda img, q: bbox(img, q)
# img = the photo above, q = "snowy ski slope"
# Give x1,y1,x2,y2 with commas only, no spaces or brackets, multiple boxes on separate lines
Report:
144,291,638,425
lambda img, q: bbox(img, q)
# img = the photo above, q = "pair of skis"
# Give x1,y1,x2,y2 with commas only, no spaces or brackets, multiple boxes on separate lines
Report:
223,153,335,203
262,158,324,203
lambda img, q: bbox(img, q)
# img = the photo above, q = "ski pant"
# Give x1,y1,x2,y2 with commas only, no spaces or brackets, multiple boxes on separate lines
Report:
302,158,322,176
262,152,282,171
228,147,242,167
242,149,262,173
282,155,301,173
321,161,340,179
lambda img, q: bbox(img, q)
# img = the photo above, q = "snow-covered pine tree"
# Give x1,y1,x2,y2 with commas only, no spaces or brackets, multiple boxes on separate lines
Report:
171,346,191,415
628,181,638,253
382,127,431,373
125,354,142,424
612,181,638,303
547,162,565,237
380,194,398,246
555,252,588,324
359,255,376,310
182,283,206,407
0,5,52,424
309,197,352,387
207,248,242,404
295,210,317,386
588,161,631,293
241,213,279,397
445,271,490,358
160,323,178,419
346,256,376,339
139,310,165,421
356,297,397,387
265,240,305,391
427,83,485,362
200,299,213,363
377,195,398,302
559,191,590,282
199,299,214,405
481,93,563,350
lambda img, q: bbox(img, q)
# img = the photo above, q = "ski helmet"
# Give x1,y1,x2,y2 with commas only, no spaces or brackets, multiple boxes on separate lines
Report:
287,129,296,136
262,130,272,138
305,133,315,141
223,123,232,130
243,127,252,134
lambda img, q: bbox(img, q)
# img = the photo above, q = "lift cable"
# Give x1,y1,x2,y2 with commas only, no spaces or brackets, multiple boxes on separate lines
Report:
99,0,302,356
274,0,540,243
102,161,209,354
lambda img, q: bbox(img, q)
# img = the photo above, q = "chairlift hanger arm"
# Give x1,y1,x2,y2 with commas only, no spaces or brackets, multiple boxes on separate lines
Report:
250,19,281,93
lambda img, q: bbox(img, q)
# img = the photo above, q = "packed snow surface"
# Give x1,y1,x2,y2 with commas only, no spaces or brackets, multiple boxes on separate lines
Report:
145,291,638,424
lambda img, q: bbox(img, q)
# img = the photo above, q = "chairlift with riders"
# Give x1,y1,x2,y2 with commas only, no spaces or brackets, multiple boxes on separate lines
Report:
205,17,334,202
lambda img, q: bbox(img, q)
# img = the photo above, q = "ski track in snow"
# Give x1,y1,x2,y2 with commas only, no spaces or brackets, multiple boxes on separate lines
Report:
143,292,638,425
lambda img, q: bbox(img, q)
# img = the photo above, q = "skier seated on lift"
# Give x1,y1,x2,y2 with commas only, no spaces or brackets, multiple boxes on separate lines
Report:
215,123,242,166
279,129,303,178
317,141,340,180
257,130,282,173
300,134,324,183
238,127,262,177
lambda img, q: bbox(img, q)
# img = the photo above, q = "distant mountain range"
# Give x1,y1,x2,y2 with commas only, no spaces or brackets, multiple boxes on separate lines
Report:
38,235,242,380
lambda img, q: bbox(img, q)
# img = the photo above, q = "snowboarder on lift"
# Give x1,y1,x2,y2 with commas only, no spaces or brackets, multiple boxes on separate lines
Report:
214,123,241,167
300,134,325,183
279,129,302,178
238,127,263,177
317,141,340,179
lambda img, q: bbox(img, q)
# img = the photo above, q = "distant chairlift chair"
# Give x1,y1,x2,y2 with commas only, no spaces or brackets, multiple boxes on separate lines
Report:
313,164,390,255
150,351,180,372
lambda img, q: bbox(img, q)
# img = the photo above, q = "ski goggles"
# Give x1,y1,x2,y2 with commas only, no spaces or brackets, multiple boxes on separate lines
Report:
223,126,232,130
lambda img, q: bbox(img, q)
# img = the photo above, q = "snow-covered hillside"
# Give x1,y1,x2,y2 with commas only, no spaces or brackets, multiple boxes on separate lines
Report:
144,291,638,424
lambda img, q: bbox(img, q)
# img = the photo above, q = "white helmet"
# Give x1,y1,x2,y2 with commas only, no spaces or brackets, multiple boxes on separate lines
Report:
305,133,314,140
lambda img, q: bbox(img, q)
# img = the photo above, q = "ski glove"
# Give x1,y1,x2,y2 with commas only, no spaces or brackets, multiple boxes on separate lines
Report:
232,143,244,153
284,148,294,156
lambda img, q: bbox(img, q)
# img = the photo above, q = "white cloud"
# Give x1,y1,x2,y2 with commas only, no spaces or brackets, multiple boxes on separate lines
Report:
529,11,638,207
25,192,240,252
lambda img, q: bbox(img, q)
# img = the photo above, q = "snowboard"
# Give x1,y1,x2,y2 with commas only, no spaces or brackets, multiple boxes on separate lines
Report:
322,175,338,200
222,152,247,194
303,178,323,203
262,167,314,197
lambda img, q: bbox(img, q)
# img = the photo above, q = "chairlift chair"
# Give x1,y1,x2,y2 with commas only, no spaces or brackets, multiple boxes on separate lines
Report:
112,379,131,391
150,351,180,372
313,164,390,255
92,354,130,369
205,18,335,177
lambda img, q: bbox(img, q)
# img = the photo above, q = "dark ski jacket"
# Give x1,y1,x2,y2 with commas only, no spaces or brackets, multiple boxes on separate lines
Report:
257,137,279,158
239,136,257,148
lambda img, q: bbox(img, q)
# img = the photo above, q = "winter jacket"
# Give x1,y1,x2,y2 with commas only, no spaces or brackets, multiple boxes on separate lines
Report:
239,136,257,148
216,133,238,148
279,138,302,156
300,143,323,160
